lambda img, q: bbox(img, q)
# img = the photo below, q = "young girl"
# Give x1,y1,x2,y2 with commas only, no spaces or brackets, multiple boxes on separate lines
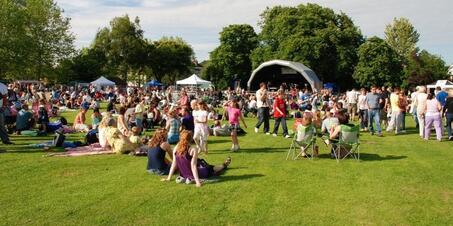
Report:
129,126,141,146
91,108,102,129
192,100,209,154
162,130,231,187
224,99,247,151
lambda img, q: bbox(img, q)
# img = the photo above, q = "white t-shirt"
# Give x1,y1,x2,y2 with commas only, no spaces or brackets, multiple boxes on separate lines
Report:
192,110,208,126
346,90,358,104
358,94,368,110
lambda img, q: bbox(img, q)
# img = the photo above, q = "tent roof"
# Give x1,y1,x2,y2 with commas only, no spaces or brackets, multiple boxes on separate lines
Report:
247,60,322,91
90,76,115,86
147,79,164,86
176,74,211,85
427,80,453,88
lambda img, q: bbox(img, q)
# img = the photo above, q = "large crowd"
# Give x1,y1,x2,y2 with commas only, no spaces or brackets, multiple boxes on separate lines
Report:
1,81,452,186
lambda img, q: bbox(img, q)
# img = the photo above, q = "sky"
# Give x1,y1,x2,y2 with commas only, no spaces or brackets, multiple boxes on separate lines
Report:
56,0,453,65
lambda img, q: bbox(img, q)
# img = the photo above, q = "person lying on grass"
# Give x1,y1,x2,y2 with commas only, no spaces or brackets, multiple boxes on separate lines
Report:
146,129,173,175
161,130,231,187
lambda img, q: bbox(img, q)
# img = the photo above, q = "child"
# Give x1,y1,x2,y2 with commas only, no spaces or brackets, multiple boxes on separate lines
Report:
129,126,141,146
91,108,102,129
224,99,247,151
192,100,209,154
37,99,49,133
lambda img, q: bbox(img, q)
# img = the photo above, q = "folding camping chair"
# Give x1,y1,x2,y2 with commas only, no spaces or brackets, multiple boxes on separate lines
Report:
286,124,316,160
330,124,360,163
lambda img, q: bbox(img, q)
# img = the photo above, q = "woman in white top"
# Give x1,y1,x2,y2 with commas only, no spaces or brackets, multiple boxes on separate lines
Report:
192,100,209,154
423,93,442,141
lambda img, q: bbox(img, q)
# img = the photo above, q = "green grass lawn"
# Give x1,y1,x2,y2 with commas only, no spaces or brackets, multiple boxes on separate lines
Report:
1,109,453,225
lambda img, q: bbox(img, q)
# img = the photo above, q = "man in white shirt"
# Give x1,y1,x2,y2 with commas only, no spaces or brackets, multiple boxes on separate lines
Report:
346,88,359,121
410,87,419,128
255,82,271,134
414,86,428,137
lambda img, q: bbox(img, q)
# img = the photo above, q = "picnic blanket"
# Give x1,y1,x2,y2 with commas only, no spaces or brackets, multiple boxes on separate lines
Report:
47,143,113,157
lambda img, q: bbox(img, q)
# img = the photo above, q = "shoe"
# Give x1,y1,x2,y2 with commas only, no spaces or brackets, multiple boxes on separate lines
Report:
272,134,277,137
284,135,291,139
370,132,375,136
254,127,259,133
376,134,383,137
265,132,270,135
230,144,236,151
449,136,453,141
3,141,13,145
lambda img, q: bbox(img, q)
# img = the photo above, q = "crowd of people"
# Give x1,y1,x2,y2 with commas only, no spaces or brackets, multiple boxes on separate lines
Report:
1,80,453,186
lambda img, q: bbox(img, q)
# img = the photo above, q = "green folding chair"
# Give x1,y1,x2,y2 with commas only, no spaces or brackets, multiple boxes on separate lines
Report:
286,124,316,160
331,124,360,163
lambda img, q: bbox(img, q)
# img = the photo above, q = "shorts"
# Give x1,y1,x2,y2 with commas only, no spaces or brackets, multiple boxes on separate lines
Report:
229,124,240,132
347,103,357,114
168,134,179,144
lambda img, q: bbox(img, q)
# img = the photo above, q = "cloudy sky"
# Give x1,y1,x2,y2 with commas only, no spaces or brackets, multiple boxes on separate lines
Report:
56,0,453,64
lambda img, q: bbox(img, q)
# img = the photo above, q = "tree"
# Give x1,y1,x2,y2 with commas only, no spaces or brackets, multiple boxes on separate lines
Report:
204,24,258,88
0,0,75,80
384,17,420,61
150,37,194,84
352,37,403,87
404,50,447,88
92,15,147,82
251,4,363,89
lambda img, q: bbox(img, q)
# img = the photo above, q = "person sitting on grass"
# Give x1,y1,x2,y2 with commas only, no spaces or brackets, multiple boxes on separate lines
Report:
162,130,231,187
15,104,34,134
147,129,173,175
91,108,102,130
73,106,89,132
104,118,136,154
165,109,181,144
129,126,141,146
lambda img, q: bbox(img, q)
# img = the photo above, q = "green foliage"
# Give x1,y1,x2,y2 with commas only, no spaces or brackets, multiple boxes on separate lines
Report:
204,24,258,89
404,50,447,88
0,0,75,81
151,37,194,84
353,37,403,87
251,4,363,89
384,17,420,61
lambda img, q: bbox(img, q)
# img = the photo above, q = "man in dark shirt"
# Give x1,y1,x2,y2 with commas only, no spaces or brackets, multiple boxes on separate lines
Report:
181,107,194,134
366,86,383,137
443,90,453,140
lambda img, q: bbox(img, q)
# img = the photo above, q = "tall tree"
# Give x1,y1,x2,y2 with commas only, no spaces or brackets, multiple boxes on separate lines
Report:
92,15,147,82
0,0,74,80
404,50,447,88
251,4,363,89
204,24,258,88
151,37,194,84
384,17,420,60
352,37,403,87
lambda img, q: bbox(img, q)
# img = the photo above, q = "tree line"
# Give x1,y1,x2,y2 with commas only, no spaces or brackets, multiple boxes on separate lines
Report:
203,4,448,90
0,1,448,89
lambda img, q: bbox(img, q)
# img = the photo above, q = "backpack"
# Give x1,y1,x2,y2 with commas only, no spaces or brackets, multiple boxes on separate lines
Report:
85,129,99,145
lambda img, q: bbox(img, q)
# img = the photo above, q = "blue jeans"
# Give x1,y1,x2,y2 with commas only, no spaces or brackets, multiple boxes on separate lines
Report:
368,109,382,134
446,113,453,138
255,107,270,133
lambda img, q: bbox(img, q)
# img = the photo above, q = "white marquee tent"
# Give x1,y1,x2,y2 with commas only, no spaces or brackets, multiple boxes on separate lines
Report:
427,80,453,90
176,74,212,86
90,76,115,86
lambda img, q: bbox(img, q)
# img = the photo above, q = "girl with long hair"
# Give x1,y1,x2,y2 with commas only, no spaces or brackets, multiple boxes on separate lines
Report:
162,130,231,187
224,99,247,151
147,129,173,175
192,100,209,154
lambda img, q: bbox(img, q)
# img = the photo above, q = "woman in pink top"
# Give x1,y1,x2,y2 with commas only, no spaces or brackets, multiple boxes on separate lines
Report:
423,93,442,141
224,99,247,151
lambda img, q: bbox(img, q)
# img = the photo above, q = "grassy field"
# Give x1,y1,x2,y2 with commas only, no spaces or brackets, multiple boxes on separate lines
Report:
1,108,453,225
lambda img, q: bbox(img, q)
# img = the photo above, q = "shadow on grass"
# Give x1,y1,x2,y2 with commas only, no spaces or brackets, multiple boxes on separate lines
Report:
209,139,231,144
209,147,285,154
218,173,264,182
316,153,407,161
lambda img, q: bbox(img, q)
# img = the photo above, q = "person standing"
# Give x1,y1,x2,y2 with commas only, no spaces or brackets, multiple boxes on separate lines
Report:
272,90,290,138
443,90,453,141
357,88,368,131
414,86,428,138
366,86,383,137
255,83,271,135
134,98,145,133
410,87,419,128
386,87,402,134
424,93,443,141
0,91,13,145
346,88,359,121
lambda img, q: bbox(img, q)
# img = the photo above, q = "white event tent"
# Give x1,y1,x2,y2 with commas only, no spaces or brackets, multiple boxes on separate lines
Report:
427,80,453,90
176,74,212,87
90,76,115,87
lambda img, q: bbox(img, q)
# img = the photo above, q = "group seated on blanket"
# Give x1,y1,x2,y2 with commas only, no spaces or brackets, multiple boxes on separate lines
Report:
162,130,231,187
